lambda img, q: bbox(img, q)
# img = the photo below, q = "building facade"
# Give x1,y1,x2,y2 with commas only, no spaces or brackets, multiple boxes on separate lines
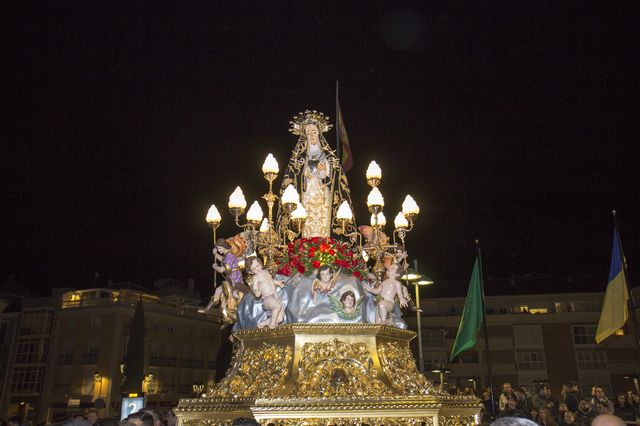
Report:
0,281,222,423
409,287,640,397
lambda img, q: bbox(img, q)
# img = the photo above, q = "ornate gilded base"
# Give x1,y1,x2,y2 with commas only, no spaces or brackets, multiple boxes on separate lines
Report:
175,324,480,426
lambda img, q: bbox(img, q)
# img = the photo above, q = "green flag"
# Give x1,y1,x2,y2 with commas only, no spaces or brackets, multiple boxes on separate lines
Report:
449,257,484,362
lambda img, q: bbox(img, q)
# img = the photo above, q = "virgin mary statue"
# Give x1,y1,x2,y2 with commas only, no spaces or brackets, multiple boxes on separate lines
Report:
278,110,356,238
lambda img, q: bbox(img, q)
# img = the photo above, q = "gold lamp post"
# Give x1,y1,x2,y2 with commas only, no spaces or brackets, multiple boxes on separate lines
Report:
205,204,222,291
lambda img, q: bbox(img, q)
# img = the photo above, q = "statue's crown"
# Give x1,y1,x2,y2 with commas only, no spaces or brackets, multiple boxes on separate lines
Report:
289,110,333,136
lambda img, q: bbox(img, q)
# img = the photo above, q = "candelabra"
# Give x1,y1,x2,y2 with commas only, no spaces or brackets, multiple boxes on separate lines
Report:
336,160,420,282
206,154,308,276
207,156,418,282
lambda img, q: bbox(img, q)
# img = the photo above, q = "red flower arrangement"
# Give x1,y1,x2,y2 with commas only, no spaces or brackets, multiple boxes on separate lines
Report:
276,236,368,279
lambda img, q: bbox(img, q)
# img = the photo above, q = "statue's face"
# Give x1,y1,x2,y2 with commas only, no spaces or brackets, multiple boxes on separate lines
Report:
250,260,261,273
319,268,332,282
386,263,398,278
305,124,319,146
343,295,355,309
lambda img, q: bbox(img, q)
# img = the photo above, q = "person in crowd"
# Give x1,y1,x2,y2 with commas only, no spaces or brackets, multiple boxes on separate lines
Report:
531,408,540,423
629,392,640,420
577,398,597,426
126,412,154,426
165,410,176,426
516,387,533,417
564,382,582,414
533,385,557,417
558,403,569,423
538,408,558,426
483,389,498,422
141,409,162,426
498,396,529,419
501,383,518,412
560,411,578,426
591,387,614,414
595,403,610,416
612,393,635,423
84,411,98,426
491,418,539,426
591,414,627,426
70,414,90,426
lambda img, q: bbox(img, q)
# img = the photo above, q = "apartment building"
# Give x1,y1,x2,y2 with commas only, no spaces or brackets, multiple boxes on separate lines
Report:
0,280,222,422
408,286,640,397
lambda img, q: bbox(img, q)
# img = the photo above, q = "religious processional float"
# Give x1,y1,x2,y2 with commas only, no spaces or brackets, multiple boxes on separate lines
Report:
175,111,480,425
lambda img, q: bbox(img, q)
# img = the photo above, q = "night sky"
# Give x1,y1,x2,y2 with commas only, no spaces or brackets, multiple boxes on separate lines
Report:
3,2,640,298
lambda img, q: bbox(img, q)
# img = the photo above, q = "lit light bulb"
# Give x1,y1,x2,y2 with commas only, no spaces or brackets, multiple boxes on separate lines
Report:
394,212,409,229
262,153,279,175
291,203,307,220
228,186,247,209
246,201,264,223
370,212,386,227
282,184,300,205
336,201,353,221
205,204,221,224
366,187,384,208
366,161,382,180
402,195,419,215
259,218,269,233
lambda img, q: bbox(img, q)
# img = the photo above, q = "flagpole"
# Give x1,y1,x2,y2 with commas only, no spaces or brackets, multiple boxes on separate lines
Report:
335,80,341,160
476,239,496,418
612,210,640,356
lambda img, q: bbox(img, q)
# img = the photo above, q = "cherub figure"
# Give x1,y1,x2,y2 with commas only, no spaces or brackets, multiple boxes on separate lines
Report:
358,225,389,247
363,263,408,324
246,256,285,329
328,290,363,320
311,265,341,299
198,238,246,325
383,244,408,269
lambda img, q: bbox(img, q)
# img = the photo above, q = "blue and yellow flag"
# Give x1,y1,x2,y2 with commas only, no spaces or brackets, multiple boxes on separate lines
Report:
595,228,629,343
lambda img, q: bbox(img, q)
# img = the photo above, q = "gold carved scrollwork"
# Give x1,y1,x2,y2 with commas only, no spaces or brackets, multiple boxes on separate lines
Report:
208,342,292,398
378,341,436,395
180,420,234,426
293,339,390,398
439,415,477,426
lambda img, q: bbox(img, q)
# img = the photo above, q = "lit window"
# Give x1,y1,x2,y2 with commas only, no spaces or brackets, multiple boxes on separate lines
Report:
519,306,529,313
529,308,548,314
614,329,624,336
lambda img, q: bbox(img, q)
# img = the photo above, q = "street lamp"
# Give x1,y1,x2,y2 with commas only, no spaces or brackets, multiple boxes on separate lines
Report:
431,363,452,392
93,371,103,398
400,262,434,373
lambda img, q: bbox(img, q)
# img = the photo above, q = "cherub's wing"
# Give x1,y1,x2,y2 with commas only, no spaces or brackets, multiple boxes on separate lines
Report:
328,294,343,314
353,297,363,317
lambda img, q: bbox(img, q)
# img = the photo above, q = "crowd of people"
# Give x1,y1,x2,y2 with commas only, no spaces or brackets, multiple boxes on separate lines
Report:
0,409,261,426
2,383,638,426
480,382,640,425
